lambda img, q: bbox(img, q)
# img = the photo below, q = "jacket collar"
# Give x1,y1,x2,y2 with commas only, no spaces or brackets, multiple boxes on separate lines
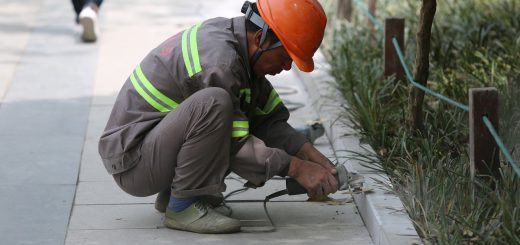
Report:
232,16,253,80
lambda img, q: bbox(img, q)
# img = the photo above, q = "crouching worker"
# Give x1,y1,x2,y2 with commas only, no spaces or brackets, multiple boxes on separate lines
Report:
98,0,337,234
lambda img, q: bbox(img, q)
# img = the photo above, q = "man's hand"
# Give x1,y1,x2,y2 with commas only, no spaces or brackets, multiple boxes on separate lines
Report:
296,142,337,175
287,157,338,197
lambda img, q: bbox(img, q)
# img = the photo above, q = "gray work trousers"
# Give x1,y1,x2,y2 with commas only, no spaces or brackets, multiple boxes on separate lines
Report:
114,87,233,197
113,87,291,198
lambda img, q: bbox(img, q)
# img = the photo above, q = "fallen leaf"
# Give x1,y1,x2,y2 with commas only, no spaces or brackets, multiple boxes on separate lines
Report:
307,195,353,205
307,195,332,202
326,198,353,205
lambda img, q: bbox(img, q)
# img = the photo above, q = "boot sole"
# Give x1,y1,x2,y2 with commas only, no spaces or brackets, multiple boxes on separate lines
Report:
164,218,240,234
80,16,96,42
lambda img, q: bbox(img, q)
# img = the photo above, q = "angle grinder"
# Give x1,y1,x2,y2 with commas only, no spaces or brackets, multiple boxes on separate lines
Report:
285,164,365,195
238,164,366,233
256,164,365,232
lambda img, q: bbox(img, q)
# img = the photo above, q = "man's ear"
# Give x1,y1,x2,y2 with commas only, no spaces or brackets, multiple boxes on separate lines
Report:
252,29,263,49
254,29,271,49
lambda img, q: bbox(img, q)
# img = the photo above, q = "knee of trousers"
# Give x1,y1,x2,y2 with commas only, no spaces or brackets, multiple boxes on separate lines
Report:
193,87,233,118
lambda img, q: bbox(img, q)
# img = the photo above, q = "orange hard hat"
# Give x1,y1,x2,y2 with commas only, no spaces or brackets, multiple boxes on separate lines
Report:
256,0,327,72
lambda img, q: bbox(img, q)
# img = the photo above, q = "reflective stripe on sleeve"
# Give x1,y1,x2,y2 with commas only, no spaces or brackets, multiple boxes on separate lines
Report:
232,120,249,138
181,30,193,76
255,89,282,115
130,64,179,112
181,22,203,77
135,65,178,109
130,73,170,112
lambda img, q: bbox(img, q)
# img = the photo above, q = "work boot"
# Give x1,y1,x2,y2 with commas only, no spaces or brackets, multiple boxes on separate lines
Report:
155,189,171,213
78,3,99,42
155,189,224,213
164,200,241,234
202,192,225,207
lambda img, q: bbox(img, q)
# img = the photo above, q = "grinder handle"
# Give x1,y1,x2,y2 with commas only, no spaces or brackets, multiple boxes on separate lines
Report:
285,178,308,195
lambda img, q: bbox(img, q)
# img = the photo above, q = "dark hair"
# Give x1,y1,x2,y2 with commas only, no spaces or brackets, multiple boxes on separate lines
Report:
244,2,280,44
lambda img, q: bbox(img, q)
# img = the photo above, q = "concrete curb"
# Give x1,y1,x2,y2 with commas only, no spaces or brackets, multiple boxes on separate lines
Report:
294,51,423,245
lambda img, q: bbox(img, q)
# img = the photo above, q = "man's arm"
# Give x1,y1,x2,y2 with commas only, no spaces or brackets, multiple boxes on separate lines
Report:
251,78,308,155
251,78,337,196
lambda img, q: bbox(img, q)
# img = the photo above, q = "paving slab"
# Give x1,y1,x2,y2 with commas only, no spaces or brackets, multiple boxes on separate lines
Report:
0,0,97,243
0,97,89,132
79,138,114,182
228,202,365,227
69,204,162,230
0,137,81,185
75,181,156,205
66,202,372,244
0,184,75,245
0,0,41,102
66,227,372,245
68,202,365,230
84,105,112,141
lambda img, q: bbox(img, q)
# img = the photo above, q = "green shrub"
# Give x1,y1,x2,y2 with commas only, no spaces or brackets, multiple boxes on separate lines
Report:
323,0,520,244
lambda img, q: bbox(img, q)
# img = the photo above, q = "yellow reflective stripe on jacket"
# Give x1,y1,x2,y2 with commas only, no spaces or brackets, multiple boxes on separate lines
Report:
135,65,178,109
255,89,282,115
130,64,179,112
130,74,170,112
232,120,249,137
182,22,203,77
240,88,251,104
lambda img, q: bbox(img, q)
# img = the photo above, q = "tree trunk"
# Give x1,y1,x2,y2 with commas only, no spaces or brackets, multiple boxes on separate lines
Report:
337,0,352,22
409,0,436,131
367,0,376,31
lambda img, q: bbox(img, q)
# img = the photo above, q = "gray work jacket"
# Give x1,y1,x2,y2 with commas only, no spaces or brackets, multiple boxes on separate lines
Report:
99,16,308,180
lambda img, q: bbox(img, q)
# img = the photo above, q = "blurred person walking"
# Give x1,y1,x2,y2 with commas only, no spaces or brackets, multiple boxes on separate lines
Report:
72,0,102,42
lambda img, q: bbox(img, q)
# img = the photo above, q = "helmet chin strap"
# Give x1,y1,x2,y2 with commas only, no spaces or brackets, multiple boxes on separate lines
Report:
250,24,282,70
243,2,282,73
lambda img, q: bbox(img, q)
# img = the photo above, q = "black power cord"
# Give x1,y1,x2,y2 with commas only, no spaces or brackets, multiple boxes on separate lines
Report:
221,185,291,232
262,189,289,232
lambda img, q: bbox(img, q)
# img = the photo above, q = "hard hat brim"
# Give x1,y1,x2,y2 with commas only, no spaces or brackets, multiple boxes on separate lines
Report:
289,50,314,72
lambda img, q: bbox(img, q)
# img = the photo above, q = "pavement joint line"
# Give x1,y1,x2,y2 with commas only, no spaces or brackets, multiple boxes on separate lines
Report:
78,181,114,183
225,200,313,203
75,203,155,206
69,228,163,231
74,200,321,205
68,224,363,231
0,183,77,186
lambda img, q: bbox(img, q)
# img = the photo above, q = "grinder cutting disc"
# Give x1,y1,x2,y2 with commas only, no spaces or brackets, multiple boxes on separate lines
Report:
336,164,350,190
336,164,364,191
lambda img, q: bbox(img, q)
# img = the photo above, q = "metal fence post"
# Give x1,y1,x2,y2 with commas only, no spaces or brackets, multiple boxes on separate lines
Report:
469,87,500,182
337,0,352,21
384,18,405,81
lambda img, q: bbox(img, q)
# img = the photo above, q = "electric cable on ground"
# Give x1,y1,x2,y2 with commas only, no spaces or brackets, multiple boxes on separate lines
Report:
220,183,280,232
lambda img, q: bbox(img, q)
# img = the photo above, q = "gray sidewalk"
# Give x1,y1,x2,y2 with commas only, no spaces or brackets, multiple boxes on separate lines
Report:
0,0,414,244
65,0,372,244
